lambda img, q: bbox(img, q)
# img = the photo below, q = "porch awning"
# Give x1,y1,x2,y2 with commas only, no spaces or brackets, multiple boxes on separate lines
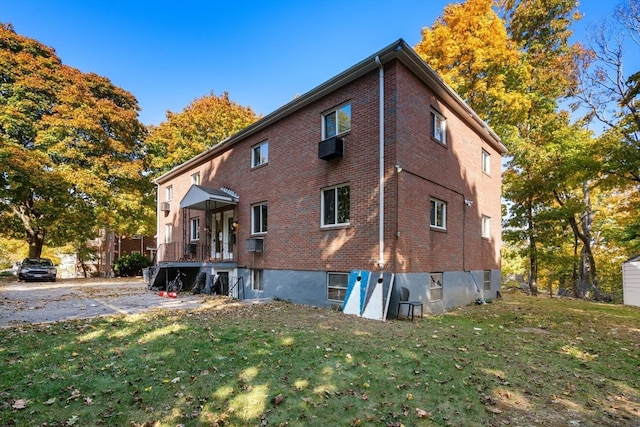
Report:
180,185,239,210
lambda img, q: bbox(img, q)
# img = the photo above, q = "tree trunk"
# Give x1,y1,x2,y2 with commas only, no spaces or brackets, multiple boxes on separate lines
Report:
571,233,580,297
527,202,539,296
27,227,45,259
564,183,607,300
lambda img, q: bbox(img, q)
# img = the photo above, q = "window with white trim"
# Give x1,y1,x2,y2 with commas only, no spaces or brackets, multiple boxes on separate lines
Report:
430,198,447,230
430,272,443,301
327,272,349,302
252,269,264,291
430,109,446,144
323,103,351,139
252,140,269,168
483,270,491,291
166,185,173,201
482,149,491,174
165,224,173,244
190,217,200,241
322,184,350,227
191,172,200,185
482,215,491,238
252,203,268,234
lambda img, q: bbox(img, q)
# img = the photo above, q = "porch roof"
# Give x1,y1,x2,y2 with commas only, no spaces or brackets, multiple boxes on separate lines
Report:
180,185,238,211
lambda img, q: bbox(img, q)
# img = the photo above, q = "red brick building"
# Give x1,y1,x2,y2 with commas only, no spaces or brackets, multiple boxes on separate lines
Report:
153,39,507,314
93,231,156,277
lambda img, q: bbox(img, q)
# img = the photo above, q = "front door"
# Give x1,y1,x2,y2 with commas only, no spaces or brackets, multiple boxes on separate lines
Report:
223,211,234,260
211,210,235,260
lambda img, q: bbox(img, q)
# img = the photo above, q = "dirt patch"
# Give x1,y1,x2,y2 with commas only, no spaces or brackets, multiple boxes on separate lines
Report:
0,278,206,327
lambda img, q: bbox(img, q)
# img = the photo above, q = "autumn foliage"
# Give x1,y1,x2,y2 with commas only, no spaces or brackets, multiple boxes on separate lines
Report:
146,92,259,176
0,23,149,257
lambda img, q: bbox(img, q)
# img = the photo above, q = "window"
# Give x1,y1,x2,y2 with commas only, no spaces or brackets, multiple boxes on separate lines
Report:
252,141,269,167
164,224,173,244
190,217,200,241
430,272,443,301
482,215,491,238
322,184,350,227
482,149,491,174
191,172,201,185
323,103,351,139
327,272,349,302
483,270,491,291
166,185,173,201
430,109,446,144
430,198,447,230
252,203,268,234
252,269,264,291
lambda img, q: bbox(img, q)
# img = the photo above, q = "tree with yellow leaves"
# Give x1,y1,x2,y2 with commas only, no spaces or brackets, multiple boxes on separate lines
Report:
146,92,259,177
0,24,150,258
415,0,610,298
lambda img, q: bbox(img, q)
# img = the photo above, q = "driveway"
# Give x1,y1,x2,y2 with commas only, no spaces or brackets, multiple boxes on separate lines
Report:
0,277,205,328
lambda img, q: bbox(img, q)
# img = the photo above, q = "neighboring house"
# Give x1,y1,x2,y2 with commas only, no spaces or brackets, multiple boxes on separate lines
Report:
91,231,157,277
153,39,507,315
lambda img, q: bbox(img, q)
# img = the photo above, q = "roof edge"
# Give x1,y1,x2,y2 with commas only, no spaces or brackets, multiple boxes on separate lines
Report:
155,38,505,184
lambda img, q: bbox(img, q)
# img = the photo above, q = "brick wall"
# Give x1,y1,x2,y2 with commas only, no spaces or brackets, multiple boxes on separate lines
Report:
157,57,502,275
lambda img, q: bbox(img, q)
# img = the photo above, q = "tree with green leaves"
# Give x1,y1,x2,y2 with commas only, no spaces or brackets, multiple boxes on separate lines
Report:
0,24,150,258
146,92,259,177
416,0,604,297
577,0,640,261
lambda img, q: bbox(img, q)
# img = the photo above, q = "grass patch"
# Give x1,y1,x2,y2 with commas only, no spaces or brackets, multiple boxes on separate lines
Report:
1,294,639,426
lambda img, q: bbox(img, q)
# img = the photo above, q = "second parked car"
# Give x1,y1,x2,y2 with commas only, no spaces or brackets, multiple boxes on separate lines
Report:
17,258,57,282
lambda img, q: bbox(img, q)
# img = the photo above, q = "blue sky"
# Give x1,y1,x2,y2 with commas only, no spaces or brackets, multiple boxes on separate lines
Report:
1,0,626,126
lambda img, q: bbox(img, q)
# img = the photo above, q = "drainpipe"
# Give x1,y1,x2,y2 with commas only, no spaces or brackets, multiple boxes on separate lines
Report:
375,55,385,269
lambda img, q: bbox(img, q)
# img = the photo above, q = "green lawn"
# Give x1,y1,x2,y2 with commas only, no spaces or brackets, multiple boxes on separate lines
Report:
1,293,639,426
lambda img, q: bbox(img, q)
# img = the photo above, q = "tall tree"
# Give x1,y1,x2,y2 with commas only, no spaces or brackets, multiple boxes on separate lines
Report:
0,24,149,258
146,92,259,177
577,0,640,269
502,0,595,296
416,0,596,296
415,0,530,141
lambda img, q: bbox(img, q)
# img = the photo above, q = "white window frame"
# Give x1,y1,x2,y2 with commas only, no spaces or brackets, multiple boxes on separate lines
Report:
430,198,447,230
482,149,491,174
166,185,173,201
327,272,349,302
321,184,350,227
252,269,264,291
190,217,200,241
251,140,269,168
191,172,201,185
322,103,351,139
430,272,443,301
251,202,268,235
164,224,173,244
483,270,491,291
482,215,491,238
430,109,446,145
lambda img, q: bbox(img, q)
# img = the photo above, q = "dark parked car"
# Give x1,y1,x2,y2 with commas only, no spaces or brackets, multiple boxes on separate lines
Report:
17,258,57,282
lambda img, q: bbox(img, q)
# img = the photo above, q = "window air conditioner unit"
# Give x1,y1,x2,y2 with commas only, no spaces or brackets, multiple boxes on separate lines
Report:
160,202,171,211
245,238,264,253
318,136,344,160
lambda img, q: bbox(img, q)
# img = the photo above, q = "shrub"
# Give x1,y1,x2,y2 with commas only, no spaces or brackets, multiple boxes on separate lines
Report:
113,253,151,277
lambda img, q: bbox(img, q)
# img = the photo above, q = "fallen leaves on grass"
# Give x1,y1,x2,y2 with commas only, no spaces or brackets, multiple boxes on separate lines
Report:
66,389,81,402
12,398,27,409
271,393,284,406
415,408,432,418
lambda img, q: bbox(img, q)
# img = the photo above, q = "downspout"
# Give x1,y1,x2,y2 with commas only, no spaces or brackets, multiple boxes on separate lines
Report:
375,55,385,269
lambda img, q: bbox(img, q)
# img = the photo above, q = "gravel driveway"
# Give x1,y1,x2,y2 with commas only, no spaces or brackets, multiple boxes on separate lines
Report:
0,278,205,328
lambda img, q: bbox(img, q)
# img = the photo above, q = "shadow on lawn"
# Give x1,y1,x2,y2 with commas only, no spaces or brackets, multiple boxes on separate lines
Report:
1,295,639,426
